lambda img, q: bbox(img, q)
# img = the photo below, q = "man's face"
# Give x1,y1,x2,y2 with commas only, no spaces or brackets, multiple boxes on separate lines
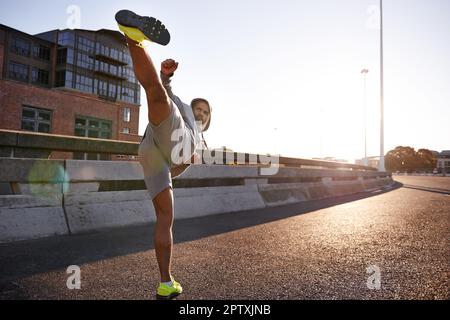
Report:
193,102,211,128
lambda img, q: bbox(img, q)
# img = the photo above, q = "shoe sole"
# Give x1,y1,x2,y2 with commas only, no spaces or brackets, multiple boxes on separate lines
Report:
115,9,170,46
156,292,181,300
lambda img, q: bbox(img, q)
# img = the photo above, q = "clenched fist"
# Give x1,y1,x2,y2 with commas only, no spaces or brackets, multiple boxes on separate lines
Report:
161,59,179,76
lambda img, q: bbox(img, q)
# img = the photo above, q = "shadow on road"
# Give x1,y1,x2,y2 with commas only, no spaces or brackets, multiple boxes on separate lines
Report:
0,182,403,283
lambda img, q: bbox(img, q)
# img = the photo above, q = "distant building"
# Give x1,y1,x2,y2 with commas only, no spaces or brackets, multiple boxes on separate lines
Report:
0,23,142,161
355,156,379,169
430,150,439,156
436,150,450,174
313,157,349,163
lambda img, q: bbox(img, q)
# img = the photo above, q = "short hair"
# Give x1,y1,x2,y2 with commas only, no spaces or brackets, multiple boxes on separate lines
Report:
191,98,212,132
191,98,210,110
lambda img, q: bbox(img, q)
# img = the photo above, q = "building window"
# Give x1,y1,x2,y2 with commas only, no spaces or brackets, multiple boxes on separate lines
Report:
108,83,117,99
122,128,130,134
123,108,131,122
95,60,108,73
123,53,131,65
10,36,31,56
57,49,65,64
77,36,94,53
96,43,109,56
120,84,137,104
55,71,65,87
75,117,111,139
77,52,94,70
95,60,118,76
122,66,136,83
8,61,29,82
31,68,49,85
21,106,52,133
58,71,75,88
74,116,112,160
110,48,120,61
75,74,93,93
97,79,108,96
58,31,75,47
95,79,117,100
95,44,123,61
121,86,134,102
33,45,51,61
57,48,74,65
109,64,118,76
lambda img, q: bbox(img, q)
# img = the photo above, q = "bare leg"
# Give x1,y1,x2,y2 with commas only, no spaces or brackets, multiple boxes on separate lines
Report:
126,37,172,126
152,187,174,282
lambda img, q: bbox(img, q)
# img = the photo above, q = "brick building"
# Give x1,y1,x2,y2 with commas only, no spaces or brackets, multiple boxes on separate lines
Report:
0,23,142,160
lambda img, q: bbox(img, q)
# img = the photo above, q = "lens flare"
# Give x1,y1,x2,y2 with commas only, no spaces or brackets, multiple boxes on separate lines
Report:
26,161,70,198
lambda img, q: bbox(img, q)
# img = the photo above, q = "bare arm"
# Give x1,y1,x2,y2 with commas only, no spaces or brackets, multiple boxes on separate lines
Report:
160,59,178,99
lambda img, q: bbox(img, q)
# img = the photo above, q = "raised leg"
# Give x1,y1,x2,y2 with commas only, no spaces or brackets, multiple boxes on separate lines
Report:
126,37,172,126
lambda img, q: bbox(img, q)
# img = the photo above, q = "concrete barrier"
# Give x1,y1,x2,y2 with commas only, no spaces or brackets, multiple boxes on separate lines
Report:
0,159,69,242
180,164,259,179
63,163,264,233
66,160,144,182
174,185,266,219
0,158,393,243
64,190,155,234
0,194,68,242
326,180,366,197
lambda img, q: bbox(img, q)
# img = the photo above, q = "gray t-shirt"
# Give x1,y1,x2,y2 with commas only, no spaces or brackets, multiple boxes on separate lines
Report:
160,72,202,154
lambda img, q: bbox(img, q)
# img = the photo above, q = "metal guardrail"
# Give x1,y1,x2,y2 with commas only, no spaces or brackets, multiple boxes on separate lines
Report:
0,129,378,171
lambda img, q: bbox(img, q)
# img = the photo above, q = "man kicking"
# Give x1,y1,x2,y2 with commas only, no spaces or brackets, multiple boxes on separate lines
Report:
115,9,212,300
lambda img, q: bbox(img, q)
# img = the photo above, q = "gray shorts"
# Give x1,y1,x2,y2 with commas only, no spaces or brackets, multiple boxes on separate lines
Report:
138,101,196,200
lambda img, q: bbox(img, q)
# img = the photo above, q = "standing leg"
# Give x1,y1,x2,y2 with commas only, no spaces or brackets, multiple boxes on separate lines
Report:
152,187,174,282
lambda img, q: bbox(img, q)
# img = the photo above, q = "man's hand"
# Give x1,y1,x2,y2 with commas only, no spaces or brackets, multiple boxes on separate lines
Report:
161,59,179,76
170,164,189,179
170,153,201,178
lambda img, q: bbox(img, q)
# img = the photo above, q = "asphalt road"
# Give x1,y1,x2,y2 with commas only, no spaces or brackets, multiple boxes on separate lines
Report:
0,176,449,300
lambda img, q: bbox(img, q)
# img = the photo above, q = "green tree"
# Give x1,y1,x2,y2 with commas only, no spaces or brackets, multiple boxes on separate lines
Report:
385,146,419,172
417,149,437,172
385,146,437,173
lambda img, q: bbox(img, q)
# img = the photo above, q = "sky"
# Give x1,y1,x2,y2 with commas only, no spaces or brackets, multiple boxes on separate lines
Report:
1,0,449,162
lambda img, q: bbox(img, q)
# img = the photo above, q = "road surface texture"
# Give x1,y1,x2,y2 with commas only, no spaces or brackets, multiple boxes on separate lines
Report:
1,176,448,300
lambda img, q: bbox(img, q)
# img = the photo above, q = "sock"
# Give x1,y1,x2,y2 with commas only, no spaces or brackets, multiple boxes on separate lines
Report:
162,280,173,287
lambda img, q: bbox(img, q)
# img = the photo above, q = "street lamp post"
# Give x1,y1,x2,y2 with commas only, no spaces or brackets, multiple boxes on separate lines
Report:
379,0,386,171
361,68,369,166
273,127,278,155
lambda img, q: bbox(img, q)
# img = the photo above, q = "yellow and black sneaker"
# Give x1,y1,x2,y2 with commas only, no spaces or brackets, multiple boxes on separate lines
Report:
156,278,183,300
115,9,171,47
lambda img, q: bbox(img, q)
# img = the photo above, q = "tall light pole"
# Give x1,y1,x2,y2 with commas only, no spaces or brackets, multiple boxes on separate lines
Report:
379,0,386,171
319,107,324,158
273,127,278,155
361,69,369,166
